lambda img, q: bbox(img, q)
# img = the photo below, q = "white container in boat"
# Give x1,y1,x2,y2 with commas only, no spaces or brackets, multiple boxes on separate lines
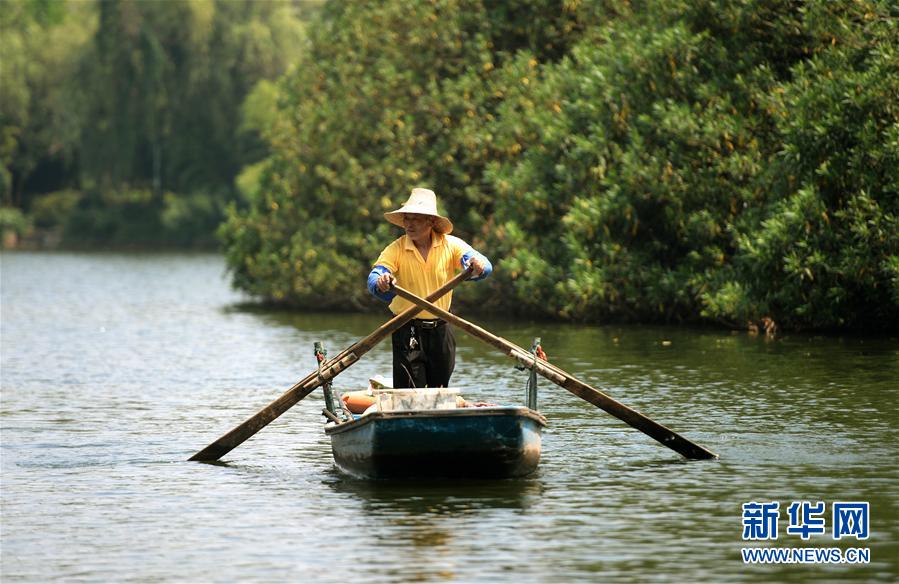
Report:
374,388,460,412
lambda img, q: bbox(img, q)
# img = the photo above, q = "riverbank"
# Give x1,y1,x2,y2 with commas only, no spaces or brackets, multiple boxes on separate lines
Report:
4,245,896,336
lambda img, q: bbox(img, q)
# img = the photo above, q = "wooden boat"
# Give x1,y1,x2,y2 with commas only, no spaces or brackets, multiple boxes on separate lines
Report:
324,389,546,479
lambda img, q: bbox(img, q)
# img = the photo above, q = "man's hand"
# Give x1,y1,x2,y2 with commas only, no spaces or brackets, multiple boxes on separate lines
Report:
376,272,396,293
467,256,485,277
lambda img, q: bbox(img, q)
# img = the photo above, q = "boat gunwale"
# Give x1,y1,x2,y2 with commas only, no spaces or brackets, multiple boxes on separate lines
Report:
324,406,547,436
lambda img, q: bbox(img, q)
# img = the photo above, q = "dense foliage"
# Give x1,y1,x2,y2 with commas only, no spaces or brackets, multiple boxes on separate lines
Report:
1,0,314,245
220,0,897,331
4,0,896,330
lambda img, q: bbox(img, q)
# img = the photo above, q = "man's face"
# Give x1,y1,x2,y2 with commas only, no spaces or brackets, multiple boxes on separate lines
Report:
403,213,433,240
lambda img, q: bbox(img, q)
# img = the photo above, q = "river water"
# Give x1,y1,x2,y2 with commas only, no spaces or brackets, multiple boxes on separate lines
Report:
1,251,897,582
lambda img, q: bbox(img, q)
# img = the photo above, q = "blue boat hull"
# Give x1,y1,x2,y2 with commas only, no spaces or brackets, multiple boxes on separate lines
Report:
325,407,546,479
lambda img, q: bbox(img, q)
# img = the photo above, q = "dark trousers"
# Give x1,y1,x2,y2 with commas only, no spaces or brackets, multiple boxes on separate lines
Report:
391,320,456,388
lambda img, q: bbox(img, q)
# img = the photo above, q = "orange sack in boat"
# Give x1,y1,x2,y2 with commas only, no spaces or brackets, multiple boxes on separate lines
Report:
341,391,376,414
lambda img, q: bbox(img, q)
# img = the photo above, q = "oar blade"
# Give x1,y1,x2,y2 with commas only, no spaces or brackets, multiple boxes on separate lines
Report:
189,384,314,461
557,375,718,460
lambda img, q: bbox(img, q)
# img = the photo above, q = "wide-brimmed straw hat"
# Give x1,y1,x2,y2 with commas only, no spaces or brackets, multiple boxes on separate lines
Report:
384,188,453,234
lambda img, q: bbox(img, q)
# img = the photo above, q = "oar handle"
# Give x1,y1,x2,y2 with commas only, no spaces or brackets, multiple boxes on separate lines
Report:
188,267,473,462
390,283,718,461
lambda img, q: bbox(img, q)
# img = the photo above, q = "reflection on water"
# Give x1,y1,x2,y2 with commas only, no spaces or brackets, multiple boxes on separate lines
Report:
325,476,544,514
1,251,897,582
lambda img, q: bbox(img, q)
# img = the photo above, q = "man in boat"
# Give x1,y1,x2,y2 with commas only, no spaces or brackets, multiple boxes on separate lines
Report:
368,187,492,389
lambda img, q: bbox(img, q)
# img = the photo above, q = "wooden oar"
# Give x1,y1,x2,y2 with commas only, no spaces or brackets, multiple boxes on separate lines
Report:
390,284,718,460
189,267,473,462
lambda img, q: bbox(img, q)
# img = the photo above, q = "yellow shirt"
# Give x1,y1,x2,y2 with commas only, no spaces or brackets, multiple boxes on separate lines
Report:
374,233,471,318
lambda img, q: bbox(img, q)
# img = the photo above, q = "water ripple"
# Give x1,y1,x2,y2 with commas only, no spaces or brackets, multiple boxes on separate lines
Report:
1,251,897,582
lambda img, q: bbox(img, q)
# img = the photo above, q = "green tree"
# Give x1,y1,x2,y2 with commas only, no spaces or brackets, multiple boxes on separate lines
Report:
79,0,307,195
724,1,899,329
0,0,92,207
2,0,314,246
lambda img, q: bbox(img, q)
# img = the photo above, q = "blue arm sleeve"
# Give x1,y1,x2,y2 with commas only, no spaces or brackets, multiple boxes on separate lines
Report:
367,265,396,302
460,250,493,281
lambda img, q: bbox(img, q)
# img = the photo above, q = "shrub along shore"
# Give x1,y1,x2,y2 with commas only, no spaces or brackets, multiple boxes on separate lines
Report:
220,1,898,332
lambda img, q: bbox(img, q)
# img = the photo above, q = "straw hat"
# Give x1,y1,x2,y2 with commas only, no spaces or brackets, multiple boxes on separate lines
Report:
384,188,453,234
